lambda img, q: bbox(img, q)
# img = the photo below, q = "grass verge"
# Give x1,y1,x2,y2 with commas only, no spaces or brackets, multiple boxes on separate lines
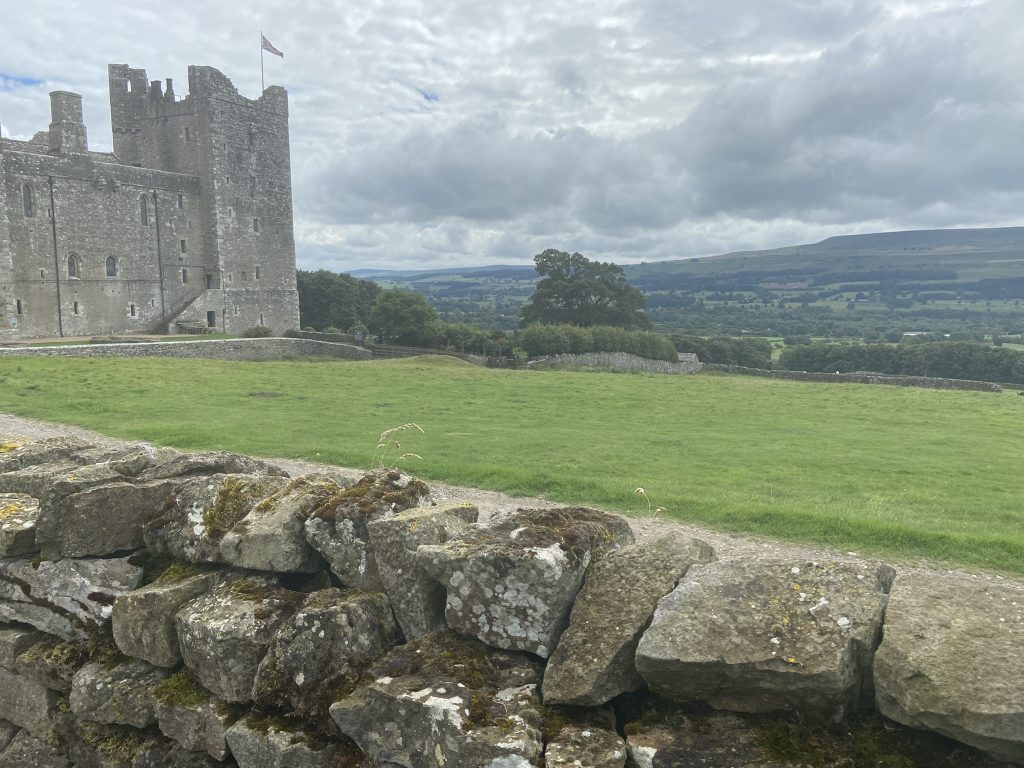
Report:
0,355,1021,574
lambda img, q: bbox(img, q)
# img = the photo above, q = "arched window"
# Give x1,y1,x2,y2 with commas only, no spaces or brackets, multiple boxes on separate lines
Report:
140,195,149,226
106,256,118,277
68,254,80,279
22,184,34,218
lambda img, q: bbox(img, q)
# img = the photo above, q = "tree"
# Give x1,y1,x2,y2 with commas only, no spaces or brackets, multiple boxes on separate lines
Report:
296,270,380,331
369,289,444,347
520,249,650,329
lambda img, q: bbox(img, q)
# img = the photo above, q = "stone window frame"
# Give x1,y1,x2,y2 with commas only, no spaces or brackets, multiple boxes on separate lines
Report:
139,194,150,226
72,300,80,315
177,193,185,210
15,300,22,315
22,183,34,218
105,256,118,278
67,253,81,280
255,265,261,281
180,239,187,254
181,268,189,284
241,271,248,282
253,217,260,233
129,303,137,318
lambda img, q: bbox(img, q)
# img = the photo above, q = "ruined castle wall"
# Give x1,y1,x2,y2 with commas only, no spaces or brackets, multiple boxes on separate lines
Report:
0,152,16,341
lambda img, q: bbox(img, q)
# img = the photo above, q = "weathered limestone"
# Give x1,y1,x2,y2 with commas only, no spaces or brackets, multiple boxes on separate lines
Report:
636,559,894,718
0,556,144,639
151,671,239,760
874,573,1024,765
36,479,178,559
366,502,478,639
0,729,71,768
14,635,88,692
253,588,401,718
543,535,715,706
138,451,288,482
175,576,303,702
0,493,39,556
225,714,347,768
143,474,290,564
331,631,545,768
69,658,171,729
545,722,626,768
220,476,330,573
0,437,96,474
303,470,433,590
0,666,59,738
0,721,14,753
0,623,42,665
417,507,634,658
112,568,220,667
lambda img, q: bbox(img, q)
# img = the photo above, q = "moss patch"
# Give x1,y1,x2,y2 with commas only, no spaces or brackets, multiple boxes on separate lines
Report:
150,670,211,708
203,477,279,539
309,471,430,523
0,443,19,454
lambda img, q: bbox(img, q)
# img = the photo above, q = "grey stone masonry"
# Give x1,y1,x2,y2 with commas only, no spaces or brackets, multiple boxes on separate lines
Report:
0,62,300,340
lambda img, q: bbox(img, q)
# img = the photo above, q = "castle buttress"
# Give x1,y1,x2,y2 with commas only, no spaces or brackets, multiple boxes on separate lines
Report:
0,64,300,339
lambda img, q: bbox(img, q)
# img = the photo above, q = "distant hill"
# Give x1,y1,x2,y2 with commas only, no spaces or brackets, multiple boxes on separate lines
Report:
348,227,1024,336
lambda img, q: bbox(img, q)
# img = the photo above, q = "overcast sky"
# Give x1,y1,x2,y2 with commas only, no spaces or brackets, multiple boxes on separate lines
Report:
2,0,1022,271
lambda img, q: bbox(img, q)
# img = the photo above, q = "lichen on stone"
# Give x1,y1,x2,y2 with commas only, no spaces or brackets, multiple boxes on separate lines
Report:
309,470,430,523
150,669,211,708
203,477,279,539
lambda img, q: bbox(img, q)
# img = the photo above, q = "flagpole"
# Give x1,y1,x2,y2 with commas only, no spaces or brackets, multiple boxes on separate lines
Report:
260,32,265,92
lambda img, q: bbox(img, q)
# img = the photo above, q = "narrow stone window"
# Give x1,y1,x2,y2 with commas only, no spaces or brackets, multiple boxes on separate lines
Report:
106,256,118,277
255,266,261,280
184,126,190,142
205,274,213,289
140,195,149,226
234,307,240,317
68,254,80,279
22,184,34,218
207,311,217,328
39,269,45,279
181,268,189,284
241,271,247,282
228,273,233,283
129,303,136,317
259,313,265,326
15,300,22,315
177,193,184,209
253,217,260,233
179,239,187,254
73,301,80,315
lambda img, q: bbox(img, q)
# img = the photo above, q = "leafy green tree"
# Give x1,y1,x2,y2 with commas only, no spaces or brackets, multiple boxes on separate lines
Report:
369,289,444,347
520,249,650,329
297,270,380,331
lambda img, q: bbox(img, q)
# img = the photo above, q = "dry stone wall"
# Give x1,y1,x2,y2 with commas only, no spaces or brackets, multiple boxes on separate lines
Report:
705,363,1003,391
0,436,1019,768
0,338,371,362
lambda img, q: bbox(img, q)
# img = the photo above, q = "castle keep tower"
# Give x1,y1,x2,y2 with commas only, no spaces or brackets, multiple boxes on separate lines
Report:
0,63,300,339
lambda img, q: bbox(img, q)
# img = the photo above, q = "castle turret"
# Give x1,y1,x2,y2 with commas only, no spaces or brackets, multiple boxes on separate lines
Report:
48,91,88,154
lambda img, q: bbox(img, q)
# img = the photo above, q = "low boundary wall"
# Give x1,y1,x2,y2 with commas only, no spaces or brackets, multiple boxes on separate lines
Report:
0,338,372,362
705,363,1002,392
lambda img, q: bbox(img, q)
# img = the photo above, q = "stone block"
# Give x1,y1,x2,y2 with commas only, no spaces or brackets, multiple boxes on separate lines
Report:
303,470,433,590
545,722,626,768
112,568,220,667
0,493,39,556
366,502,478,639
225,713,348,768
175,576,303,702
874,572,1024,765
0,729,70,768
636,558,894,719
0,666,59,739
253,588,400,718
543,535,715,706
0,556,144,639
151,670,238,760
330,631,544,768
0,622,43,665
143,474,289,564
36,480,178,559
70,658,171,728
417,507,633,657
138,451,288,482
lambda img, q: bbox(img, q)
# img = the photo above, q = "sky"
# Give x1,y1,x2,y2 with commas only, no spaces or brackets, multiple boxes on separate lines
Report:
1,0,1022,272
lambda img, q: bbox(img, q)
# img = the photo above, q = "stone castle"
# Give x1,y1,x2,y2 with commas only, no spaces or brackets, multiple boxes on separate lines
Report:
0,64,300,340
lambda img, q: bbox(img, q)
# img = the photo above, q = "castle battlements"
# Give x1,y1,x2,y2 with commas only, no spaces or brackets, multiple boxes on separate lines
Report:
0,64,300,339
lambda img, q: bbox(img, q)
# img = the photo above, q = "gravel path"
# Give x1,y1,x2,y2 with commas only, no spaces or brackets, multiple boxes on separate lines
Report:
2,411,1020,590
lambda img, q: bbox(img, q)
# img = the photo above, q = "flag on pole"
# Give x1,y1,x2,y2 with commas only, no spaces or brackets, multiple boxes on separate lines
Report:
261,34,284,58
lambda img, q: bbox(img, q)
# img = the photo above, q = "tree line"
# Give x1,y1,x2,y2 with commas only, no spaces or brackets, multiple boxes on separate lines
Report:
778,342,1024,385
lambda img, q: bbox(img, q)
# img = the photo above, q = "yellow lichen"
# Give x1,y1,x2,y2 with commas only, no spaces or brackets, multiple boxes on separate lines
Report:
0,443,19,454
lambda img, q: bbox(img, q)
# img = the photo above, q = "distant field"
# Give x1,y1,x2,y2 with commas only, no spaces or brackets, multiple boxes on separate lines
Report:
0,356,1021,574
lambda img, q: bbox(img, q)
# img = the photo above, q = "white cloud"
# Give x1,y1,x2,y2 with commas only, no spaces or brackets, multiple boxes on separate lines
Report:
2,0,1022,270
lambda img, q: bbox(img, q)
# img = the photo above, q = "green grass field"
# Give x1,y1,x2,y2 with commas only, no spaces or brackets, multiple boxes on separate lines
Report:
1,356,1021,574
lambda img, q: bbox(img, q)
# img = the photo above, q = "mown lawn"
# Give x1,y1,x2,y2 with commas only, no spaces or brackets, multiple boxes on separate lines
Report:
0,355,1021,573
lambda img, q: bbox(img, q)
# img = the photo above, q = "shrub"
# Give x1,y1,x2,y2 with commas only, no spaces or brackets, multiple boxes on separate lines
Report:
324,327,342,335
518,324,677,362
302,326,316,332
242,326,273,338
